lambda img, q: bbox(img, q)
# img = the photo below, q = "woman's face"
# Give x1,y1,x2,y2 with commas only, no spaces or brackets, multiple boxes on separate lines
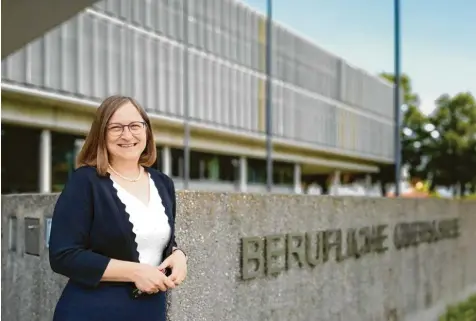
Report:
106,102,148,163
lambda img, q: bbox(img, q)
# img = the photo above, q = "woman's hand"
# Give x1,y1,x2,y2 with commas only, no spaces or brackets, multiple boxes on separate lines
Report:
131,263,176,294
158,250,188,286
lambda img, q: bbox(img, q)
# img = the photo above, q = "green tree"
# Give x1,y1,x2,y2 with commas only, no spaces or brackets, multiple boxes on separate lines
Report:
377,73,476,197
376,73,429,195
428,92,476,196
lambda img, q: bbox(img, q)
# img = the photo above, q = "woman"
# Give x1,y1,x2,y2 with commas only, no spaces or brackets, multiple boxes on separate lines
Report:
49,95,187,321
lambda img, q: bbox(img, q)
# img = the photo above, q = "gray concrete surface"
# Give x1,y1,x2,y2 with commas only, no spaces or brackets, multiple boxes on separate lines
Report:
2,192,476,321
2,0,99,58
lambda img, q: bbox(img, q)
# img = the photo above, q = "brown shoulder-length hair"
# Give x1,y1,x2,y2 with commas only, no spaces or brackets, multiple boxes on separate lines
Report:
77,95,157,176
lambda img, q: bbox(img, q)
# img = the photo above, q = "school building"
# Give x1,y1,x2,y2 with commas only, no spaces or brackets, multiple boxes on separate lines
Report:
1,0,395,195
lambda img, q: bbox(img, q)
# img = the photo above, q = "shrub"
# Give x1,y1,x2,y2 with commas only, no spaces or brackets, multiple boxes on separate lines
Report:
439,294,476,321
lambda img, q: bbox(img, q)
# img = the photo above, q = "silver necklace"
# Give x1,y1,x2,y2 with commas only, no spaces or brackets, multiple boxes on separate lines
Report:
108,164,143,182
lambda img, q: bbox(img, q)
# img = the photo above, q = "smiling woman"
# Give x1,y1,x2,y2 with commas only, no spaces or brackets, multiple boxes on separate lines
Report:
48,95,188,321
76,96,157,176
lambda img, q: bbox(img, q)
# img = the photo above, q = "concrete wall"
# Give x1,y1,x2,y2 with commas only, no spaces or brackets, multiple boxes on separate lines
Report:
2,192,476,321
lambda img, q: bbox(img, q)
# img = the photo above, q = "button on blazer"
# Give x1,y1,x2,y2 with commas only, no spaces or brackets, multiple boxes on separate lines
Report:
48,165,178,288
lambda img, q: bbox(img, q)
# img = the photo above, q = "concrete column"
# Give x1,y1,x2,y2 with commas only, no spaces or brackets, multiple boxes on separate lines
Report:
293,163,302,194
239,156,247,192
74,139,85,169
365,174,372,196
39,129,52,193
330,170,341,196
74,139,85,154
161,146,171,176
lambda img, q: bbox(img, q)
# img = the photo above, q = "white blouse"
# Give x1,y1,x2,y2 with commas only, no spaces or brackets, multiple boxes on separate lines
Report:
112,173,171,266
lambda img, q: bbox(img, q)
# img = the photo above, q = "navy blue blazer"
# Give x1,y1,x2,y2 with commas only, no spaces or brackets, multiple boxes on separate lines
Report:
48,165,178,288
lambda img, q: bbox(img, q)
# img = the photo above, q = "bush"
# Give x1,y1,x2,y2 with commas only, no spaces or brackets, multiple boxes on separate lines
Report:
439,294,476,321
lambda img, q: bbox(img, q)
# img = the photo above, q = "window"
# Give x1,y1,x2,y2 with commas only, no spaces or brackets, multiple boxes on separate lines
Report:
168,44,176,115
273,83,284,136
132,31,146,104
175,46,184,116
189,54,197,118
45,25,62,91
230,68,238,127
52,132,85,192
196,55,204,120
109,22,126,95
273,161,293,186
150,37,160,112
189,151,237,182
132,0,145,26
158,40,167,113
236,71,244,129
171,147,184,178
248,158,294,185
243,73,251,131
144,0,155,30
190,151,219,180
247,158,266,184
282,86,295,139
61,19,79,94
157,0,167,35
221,64,229,126
94,16,109,99
1,125,41,194
204,58,212,122
151,145,163,170
214,60,222,124
171,149,238,182
218,154,238,182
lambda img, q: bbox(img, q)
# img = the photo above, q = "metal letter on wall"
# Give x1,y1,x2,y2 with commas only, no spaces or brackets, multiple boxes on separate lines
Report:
24,217,40,256
239,217,461,281
241,237,265,280
266,234,286,276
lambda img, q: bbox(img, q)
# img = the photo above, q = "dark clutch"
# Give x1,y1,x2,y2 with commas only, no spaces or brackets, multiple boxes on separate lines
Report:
130,267,172,299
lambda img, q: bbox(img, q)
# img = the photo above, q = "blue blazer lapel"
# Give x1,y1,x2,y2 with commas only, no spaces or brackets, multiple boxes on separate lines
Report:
101,173,141,262
147,168,176,260
147,168,173,225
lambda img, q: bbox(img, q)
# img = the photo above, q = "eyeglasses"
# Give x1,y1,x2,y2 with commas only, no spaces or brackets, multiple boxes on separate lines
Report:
107,121,146,136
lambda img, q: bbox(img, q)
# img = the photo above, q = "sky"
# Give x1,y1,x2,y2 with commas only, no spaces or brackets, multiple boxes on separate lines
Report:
242,0,476,115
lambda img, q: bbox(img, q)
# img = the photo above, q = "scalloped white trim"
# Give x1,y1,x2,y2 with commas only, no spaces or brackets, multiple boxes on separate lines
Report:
112,173,171,266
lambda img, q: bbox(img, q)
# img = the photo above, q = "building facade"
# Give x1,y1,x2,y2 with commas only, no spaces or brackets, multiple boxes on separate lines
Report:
1,0,395,195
